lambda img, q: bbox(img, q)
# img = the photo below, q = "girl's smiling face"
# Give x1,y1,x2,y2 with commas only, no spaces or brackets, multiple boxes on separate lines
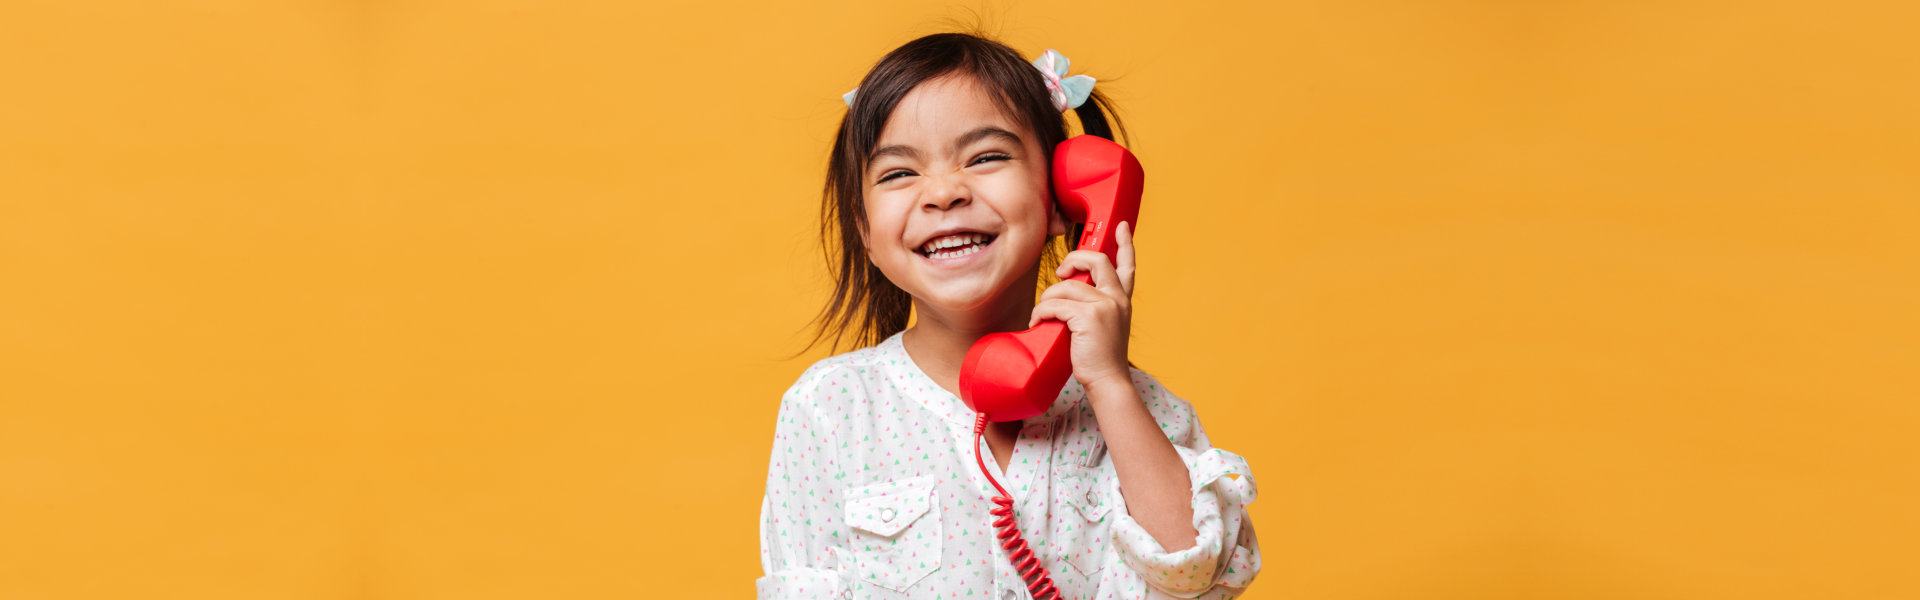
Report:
862,73,1066,318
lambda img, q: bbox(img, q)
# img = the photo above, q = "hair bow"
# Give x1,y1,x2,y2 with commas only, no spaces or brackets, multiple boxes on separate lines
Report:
1030,49,1096,112
841,48,1097,112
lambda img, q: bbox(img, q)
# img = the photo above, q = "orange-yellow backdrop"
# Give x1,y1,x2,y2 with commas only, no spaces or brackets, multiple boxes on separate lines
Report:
2,1,1915,598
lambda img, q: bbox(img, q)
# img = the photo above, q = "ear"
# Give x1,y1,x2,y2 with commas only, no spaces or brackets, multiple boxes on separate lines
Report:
1047,200,1068,237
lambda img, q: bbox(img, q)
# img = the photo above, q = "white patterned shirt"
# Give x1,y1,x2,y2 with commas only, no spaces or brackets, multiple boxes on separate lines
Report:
757,331,1261,599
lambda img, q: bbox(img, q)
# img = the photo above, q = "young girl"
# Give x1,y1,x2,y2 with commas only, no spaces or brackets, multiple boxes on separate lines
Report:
759,32,1261,600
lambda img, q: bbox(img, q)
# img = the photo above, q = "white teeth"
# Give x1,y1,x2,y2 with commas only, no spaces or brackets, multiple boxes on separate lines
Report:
927,244,985,260
920,232,989,254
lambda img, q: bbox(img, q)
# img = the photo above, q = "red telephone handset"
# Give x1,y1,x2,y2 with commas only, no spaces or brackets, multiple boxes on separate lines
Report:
957,134,1143,600
960,134,1145,422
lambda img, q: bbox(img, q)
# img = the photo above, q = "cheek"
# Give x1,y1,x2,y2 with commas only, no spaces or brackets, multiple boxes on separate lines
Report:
1019,163,1055,217
983,169,1052,215
1017,190,1058,229
861,197,905,246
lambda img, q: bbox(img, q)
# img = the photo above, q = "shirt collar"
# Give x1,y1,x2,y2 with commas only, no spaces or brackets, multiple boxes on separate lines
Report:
879,330,1088,427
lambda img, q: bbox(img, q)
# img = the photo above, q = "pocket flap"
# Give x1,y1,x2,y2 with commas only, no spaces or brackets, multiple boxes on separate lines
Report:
1070,491,1110,521
844,476,936,537
1067,469,1111,521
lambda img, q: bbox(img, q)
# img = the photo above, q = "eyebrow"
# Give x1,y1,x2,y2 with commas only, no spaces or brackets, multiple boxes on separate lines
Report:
867,126,1024,171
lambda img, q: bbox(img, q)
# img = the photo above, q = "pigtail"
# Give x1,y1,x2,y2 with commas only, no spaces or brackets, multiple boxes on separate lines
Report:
1070,88,1129,146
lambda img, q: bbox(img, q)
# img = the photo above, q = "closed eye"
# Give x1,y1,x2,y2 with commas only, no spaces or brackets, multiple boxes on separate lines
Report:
875,153,1010,185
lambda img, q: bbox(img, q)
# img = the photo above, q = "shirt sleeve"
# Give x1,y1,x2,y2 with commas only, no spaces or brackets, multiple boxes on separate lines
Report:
1103,369,1263,599
756,365,853,599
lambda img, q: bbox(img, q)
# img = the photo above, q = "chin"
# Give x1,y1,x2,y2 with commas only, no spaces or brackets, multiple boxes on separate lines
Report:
916,282,1008,313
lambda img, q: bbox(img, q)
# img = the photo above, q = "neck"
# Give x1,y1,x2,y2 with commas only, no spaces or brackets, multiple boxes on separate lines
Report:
901,276,1038,398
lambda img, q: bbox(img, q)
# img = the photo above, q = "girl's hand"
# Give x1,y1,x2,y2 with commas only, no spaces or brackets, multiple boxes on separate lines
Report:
1029,221,1137,394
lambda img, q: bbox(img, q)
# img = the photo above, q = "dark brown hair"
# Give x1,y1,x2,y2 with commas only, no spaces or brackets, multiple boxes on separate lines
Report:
801,32,1130,355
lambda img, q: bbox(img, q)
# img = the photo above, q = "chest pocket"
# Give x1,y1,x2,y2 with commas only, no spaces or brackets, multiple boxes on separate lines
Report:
844,475,943,592
1052,463,1112,577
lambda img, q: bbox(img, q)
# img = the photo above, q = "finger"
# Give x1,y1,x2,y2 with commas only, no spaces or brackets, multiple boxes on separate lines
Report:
1028,298,1084,329
1115,221,1136,296
1037,278,1104,304
1055,249,1122,295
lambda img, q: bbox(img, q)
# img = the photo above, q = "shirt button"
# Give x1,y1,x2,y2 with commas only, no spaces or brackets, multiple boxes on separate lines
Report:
880,507,896,522
1002,588,1022,600
1086,489,1099,504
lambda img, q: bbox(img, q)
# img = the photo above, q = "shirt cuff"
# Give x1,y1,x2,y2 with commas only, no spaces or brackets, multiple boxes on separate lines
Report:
1107,445,1260,597
755,567,849,600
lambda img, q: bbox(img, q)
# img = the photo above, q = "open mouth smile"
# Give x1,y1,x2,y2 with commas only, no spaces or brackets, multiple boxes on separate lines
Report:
917,232,997,263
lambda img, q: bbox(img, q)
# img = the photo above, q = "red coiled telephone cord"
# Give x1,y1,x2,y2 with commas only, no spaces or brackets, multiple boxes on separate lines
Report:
973,412,1066,600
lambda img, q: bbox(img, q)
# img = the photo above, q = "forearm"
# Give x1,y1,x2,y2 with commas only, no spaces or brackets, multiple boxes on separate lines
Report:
1087,377,1199,552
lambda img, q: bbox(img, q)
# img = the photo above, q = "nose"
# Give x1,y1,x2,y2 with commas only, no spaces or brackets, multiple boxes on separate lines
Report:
922,175,972,211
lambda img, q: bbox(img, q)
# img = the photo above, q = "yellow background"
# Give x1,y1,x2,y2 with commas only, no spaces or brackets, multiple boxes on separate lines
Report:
2,1,1915,598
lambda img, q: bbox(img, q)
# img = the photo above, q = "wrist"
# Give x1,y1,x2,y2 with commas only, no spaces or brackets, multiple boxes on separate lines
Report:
1083,374,1139,408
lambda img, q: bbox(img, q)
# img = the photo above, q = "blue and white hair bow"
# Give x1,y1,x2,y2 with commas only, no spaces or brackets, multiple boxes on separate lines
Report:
1030,49,1096,112
842,48,1097,112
